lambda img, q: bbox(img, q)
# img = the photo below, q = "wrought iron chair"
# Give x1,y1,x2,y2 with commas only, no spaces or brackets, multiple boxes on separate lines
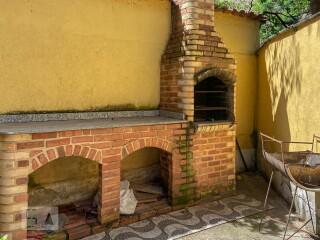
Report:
259,132,320,239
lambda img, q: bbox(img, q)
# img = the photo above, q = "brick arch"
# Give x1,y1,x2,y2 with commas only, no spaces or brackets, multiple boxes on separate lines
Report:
121,137,173,160
30,144,102,172
194,67,237,85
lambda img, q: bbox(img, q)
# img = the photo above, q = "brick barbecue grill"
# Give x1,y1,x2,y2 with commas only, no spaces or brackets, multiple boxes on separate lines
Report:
0,1,237,239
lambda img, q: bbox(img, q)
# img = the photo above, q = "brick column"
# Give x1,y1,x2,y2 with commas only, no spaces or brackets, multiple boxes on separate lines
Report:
161,0,236,121
98,149,121,225
0,134,31,240
191,124,236,198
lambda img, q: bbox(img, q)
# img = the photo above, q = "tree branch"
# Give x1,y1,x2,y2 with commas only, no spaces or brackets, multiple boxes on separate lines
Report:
263,11,289,28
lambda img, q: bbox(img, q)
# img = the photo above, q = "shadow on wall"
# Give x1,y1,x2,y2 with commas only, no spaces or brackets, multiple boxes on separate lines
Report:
259,30,303,148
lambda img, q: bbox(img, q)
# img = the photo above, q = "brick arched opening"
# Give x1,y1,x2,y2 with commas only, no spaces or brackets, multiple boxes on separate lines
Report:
30,144,102,172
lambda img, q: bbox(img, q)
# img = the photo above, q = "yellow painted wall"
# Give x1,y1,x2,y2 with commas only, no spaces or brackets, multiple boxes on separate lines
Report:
257,16,320,150
215,12,261,149
0,0,171,114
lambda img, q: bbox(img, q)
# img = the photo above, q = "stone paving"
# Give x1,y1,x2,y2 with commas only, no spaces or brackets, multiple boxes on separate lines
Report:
83,173,317,240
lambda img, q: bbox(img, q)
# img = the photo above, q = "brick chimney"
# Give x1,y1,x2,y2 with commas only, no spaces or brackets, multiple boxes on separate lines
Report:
160,0,237,122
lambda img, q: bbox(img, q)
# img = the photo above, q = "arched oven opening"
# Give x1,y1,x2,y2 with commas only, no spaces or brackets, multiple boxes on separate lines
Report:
194,76,235,123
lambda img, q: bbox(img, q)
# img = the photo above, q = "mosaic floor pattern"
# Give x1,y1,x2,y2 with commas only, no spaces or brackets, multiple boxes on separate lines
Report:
82,194,271,240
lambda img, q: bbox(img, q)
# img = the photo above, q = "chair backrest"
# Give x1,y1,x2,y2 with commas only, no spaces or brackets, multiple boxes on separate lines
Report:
312,135,320,153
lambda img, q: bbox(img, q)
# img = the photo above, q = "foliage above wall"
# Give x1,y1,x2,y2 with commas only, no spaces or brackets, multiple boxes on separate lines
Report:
215,0,311,42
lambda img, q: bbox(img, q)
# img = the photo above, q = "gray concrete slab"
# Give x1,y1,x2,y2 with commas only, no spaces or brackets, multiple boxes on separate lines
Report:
0,116,187,134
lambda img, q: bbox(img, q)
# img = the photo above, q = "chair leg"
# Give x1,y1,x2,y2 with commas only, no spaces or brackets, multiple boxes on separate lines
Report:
259,171,274,232
305,190,316,234
283,186,298,240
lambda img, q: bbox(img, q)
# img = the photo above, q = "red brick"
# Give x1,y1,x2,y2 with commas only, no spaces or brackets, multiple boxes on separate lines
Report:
122,148,129,158
46,138,70,147
32,132,57,139
16,177,28,185
80,147,89,158
88,149,97,160
141,132,156,137
173,129,185,135
222,136,234,142
65,145,73,156
158,130,174,136
32,159,39,170
215,154,227,160
112,140,129,147
152,138,158,147
151,125,166,130
59,130,82,137
94,152,102,162
113,127,133,133
102,176,120,185
157,139,164,148
126,144,134,154
15,213,22,221
47,149,57,160
166,124,181,129
17,141,44,150
15,193,28,202
215,143,226,148
18,160,29,167
94,134,123,142
37,153,48,165
57,146,65,157
102,155,121,163
100,205,120,215
123,132,140,139
100,169,119,178
66,224,91,240
102,162,120,171
82,129,90,135
136,205,156,220
100,198,119,207
73,145,82,155
91,128,113,135
216,131,227,136
119,215,139,226
72,136,93,143
14,230,27,239
101,190,119,200
214,165,226,171
90,142,111,149
102,148,121,156
132,141,140,150
132,126,150,132
221,147,233,153
208,161,221,166
30,150,42,157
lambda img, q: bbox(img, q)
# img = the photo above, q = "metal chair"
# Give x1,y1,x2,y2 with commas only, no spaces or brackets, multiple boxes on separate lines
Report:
259,133,320,239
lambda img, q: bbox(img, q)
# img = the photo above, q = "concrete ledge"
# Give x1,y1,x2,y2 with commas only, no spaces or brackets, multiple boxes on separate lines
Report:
0,116,188,135
159,110,186,120
0,110,161,124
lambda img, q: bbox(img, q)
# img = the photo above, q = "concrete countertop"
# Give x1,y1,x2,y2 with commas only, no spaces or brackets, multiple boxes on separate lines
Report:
0,110,187,135
0,116,187,134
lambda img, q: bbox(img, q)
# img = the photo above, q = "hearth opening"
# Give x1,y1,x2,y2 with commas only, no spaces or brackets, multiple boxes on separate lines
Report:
120,147,171,216
27,157,100,238
194,76,234,122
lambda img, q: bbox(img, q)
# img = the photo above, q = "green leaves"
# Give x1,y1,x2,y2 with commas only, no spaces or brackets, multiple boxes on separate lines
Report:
215,0,310,43
0,235,8,240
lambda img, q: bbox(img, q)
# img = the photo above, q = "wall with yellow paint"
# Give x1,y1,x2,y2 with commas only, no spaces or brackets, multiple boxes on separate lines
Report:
214,12,261,170
257,16,320,149
0,0,171,114
256,16,320,211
